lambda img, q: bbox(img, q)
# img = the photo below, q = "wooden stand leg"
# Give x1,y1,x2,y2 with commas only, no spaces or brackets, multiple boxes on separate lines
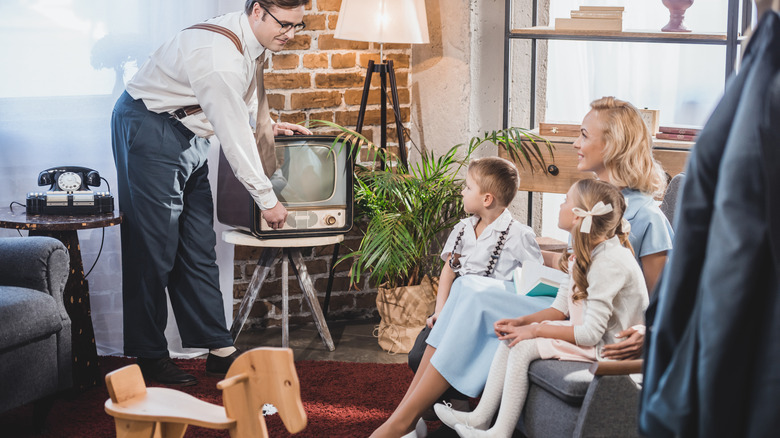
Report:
281,253,289,349
288,250,335,351
322,242,341,317
31,229,100,390
230,247,280,341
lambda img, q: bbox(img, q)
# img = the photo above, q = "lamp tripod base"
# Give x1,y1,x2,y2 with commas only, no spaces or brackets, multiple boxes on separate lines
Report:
355,59,407,168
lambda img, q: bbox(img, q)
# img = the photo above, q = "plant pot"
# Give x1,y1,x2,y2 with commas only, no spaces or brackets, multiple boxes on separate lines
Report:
374,276,438,354
661,0,694,32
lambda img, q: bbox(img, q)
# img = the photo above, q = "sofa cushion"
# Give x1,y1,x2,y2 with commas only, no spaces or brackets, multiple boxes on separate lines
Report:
527,360,593,406
0,286,62,350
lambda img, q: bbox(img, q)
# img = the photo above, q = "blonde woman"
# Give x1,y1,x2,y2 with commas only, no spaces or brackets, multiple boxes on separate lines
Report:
573,96,673,360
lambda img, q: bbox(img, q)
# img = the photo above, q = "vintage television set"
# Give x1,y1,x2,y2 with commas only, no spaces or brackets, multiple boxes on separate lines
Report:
217,135,354,238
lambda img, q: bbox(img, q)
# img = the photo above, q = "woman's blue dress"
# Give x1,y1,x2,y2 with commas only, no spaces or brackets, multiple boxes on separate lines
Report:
426,275,553,397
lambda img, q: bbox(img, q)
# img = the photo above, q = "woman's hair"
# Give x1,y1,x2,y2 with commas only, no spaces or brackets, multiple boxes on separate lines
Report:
590,97,667,198
245,0,309,15
559,179,633,302
467,157,520,207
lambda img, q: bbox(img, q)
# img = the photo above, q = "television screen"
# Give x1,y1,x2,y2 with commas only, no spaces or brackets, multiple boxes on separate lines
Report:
273,143,337,204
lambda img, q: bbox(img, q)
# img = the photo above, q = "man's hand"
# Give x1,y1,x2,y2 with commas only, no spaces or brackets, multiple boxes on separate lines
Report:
601,326,645,360
273,122,312,136
261,201,288,229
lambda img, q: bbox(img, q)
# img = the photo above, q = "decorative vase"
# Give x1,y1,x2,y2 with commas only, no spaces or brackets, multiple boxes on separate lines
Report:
662,0,694,32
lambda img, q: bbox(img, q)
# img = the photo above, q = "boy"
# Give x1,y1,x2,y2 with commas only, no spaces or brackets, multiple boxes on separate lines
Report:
400,157,544,436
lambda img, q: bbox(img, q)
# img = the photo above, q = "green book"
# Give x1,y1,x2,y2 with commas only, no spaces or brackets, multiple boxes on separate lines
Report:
525,279,561,297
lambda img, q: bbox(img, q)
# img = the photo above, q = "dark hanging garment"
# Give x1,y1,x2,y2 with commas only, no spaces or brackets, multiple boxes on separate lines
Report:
640,11,780,438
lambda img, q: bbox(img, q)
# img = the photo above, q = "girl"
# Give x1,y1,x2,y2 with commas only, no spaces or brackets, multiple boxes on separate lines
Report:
435,179,649,437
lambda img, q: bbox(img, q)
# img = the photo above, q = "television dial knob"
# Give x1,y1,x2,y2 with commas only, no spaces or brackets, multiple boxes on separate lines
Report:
324,215,337,226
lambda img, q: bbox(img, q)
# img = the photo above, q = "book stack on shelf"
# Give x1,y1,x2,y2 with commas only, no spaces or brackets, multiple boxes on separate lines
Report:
655,125,702,141
555,6,625,32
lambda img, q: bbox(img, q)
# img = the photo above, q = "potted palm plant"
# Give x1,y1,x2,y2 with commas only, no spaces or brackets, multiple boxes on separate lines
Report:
309,121,554,352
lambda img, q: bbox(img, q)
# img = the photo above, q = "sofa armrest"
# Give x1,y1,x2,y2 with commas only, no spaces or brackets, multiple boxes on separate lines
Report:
0,237,70,307
569,360,643,437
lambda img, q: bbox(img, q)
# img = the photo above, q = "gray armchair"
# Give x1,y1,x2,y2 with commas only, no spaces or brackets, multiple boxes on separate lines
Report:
0,236,72,425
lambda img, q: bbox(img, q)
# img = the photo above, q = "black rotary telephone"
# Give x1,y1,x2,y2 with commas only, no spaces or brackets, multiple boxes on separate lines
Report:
26,166,114,215
36,166,102,191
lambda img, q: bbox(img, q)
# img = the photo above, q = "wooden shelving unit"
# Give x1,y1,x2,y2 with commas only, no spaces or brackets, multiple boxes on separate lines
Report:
502,0,752,224
510,27,728,43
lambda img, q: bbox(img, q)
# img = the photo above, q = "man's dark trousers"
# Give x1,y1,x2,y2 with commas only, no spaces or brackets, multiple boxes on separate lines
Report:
111,91,232,358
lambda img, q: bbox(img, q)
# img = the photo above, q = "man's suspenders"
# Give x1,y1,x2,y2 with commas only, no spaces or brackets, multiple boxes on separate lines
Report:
171,24,243,120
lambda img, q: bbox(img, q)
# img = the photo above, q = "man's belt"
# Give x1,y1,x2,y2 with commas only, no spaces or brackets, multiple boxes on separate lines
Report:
172,105,203,120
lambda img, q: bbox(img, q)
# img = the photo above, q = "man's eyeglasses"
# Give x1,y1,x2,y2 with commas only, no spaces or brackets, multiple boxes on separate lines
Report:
262,6,306,33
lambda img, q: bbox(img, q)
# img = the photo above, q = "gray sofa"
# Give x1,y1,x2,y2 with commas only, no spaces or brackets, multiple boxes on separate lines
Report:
519,359,642,437
0,236,72,423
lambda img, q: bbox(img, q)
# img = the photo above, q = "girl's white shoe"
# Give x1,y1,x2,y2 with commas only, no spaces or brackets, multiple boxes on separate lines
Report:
434,402,489,430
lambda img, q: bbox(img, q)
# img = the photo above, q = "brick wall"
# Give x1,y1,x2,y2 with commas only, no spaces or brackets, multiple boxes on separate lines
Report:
232,0,413,329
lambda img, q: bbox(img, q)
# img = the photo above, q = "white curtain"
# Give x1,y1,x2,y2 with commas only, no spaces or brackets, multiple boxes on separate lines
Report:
0,0,245,357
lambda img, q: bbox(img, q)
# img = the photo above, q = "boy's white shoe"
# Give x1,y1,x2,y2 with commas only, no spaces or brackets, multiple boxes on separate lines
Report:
399,418,427,438
416,417,428,437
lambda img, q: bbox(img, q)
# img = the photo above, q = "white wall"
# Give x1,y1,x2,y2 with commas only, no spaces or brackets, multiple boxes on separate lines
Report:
411,0,545,229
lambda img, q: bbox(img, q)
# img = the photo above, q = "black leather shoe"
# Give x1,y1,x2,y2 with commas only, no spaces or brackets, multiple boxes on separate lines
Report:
137,357,197,387
206,348,242,378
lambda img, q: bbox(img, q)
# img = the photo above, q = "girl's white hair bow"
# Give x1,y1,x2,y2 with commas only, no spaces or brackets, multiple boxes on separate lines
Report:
572,201,613,233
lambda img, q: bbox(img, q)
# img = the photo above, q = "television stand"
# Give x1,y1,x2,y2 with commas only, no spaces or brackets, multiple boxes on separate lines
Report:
222,230,343,351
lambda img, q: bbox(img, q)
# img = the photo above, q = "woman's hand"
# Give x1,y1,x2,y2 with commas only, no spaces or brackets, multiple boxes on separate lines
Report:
497,324,538,347
493,317,524,337
426,313,438,329
601,326,645,360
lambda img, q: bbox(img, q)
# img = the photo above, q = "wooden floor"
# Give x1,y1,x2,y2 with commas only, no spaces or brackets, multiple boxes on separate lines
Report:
232,318,408,364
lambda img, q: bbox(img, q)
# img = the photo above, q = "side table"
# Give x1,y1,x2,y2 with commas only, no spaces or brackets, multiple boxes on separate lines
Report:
0,207,122,390
222,230,343,351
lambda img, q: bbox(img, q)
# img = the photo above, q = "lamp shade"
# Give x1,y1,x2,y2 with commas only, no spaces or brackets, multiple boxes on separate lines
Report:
334,0,430,44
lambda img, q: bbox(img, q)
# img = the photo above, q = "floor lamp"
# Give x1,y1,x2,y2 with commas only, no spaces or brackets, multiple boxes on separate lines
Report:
334,0,429,168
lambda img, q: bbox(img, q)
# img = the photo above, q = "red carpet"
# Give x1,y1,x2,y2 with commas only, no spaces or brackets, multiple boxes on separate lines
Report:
0,356,424,437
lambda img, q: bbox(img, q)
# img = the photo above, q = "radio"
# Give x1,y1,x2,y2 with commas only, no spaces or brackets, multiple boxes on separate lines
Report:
26,166,115,215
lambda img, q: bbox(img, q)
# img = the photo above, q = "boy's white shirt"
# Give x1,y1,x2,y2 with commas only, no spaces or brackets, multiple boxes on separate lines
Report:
441,209,543,281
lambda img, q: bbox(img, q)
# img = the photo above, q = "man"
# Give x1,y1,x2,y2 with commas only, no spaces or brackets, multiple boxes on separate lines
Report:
111,0,311,386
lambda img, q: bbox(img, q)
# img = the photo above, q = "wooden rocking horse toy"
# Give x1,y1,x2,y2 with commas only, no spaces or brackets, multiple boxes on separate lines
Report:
104,347,307,437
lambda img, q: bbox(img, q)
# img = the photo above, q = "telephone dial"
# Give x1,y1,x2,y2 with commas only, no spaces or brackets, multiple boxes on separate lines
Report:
26,166,114,215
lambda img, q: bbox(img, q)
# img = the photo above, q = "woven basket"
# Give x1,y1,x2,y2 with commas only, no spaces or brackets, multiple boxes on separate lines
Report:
374,276,437,354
